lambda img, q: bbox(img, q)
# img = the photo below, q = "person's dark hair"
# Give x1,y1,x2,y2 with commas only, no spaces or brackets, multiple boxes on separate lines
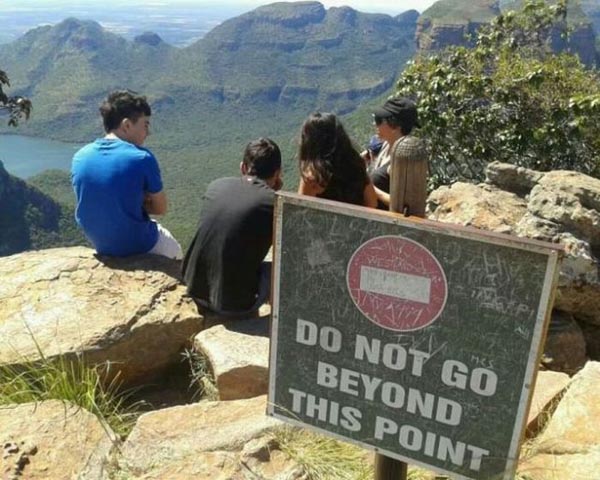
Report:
242,137,281,179
99,90,151,132
385,115,414,135
298,112,368,206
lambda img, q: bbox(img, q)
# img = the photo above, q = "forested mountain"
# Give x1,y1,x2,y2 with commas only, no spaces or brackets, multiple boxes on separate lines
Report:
0,2,418,147
0,162,84,256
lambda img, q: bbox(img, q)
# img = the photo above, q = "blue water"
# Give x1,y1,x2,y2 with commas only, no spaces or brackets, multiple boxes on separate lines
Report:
0,134,83,179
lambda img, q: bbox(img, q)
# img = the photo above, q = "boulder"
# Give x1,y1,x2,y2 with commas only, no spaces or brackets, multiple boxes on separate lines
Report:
541,311,588,375
429,163,600,352
518,363,600,479
529,171,600,247
120,395,285,479
194,321,270,400
519,448,600,480
485,161,543,196
515,169,600,325
535,361,600,453
0,400,115,480
578,321,600,360
525,370,570,438
0,247,203,387
427,182,527,234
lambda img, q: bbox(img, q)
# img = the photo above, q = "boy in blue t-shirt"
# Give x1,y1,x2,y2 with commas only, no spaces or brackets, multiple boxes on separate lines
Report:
72,90,182,258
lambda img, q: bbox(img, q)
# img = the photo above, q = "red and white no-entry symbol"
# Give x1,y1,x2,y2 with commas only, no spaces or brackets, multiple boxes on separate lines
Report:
347,235,447,332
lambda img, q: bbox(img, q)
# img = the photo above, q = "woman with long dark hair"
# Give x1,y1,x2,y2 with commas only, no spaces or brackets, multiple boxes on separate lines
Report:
297,112,377,207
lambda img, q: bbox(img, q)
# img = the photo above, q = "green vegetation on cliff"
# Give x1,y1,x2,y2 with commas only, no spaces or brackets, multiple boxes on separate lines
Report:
398,0,600,188
0,162,85,255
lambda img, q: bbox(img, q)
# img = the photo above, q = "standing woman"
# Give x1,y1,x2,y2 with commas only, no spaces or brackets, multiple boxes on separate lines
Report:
298,112,377,208
371,97,428,216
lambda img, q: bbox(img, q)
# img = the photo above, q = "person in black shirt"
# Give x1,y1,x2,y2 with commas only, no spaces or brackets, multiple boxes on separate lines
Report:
182,138,282,317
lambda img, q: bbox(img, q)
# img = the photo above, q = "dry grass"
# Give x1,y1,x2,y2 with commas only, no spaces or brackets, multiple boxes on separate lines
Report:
181,347,219,401
273,426,448,480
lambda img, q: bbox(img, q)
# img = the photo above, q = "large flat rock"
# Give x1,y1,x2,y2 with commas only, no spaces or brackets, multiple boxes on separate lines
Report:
519,448,600,480
535,361,600,453
121,395,282,478
0,400,114,480
0,247,203,386
427,182,527,234
526,370,570,438
194,322,270,400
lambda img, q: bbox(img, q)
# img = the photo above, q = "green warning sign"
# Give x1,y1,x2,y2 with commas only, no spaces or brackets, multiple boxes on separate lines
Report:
268,193,561,480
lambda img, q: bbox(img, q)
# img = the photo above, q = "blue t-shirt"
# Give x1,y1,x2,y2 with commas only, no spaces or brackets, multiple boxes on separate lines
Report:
72,138,162,256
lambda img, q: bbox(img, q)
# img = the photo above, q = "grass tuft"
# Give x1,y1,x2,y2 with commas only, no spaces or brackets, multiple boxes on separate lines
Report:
0,328,140,438
274,426,372,480
0,355,138,437
181,348,219,401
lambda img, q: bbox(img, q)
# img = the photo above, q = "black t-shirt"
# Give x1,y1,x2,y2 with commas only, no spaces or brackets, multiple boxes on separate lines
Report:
182,176,275,312
370,161,390,210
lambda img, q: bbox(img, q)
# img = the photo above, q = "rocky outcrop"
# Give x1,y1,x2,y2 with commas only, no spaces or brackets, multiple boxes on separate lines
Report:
0,246,203,387
133,31,164,47
550,20,598,68
193,321,270,400
427,162,600,371
542,311,588,374
416,20,483,52
0,400,115,480
519,362,600,479
427,181,527,234
415,0,500,53
519,450,600,480
526,370,570,438
536,361,600,451
120,395,286,479
415,0,598,67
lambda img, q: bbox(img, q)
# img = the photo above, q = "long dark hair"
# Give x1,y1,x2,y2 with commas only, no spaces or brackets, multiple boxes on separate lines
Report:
298,112,368,205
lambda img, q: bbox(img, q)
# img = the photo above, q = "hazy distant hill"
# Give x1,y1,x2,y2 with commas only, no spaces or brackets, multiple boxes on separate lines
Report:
0,2,418,147
0,18,177,137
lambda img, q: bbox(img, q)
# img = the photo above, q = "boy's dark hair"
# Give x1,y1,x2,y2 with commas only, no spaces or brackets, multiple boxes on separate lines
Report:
99,90,151,132
242,137,281,179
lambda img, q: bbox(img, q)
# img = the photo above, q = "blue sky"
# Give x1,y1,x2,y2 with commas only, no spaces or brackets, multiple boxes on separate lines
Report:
1,0,438,15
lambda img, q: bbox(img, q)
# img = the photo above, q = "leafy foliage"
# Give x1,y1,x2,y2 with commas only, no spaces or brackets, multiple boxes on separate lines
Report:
0,68,31,126
397,0,600,188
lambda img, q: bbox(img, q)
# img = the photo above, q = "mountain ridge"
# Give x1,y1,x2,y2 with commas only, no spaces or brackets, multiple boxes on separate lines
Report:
0,3,417,145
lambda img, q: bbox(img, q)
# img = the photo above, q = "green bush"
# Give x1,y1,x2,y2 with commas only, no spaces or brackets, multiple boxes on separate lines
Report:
396,0,600,188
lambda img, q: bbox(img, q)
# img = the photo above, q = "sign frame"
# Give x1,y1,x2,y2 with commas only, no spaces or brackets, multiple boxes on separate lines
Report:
267,192,562,480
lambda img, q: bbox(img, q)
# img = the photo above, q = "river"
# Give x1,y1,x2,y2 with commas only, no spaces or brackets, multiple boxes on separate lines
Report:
0,134,83,179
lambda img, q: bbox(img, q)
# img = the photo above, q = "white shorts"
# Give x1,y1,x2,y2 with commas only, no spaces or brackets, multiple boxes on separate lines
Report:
148,221,183,260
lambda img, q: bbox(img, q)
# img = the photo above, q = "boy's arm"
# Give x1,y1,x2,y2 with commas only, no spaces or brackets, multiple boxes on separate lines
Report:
144,191,167,215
